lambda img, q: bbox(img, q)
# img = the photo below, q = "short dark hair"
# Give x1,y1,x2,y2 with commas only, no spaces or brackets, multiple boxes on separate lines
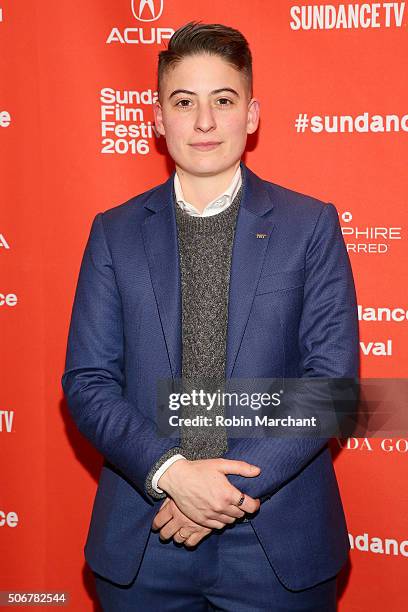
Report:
157,21,253,101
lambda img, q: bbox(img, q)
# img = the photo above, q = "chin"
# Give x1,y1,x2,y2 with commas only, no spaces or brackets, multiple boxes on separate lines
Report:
189,159,235,176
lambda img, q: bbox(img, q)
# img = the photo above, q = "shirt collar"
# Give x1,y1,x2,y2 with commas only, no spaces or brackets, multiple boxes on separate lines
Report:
174,164,242,217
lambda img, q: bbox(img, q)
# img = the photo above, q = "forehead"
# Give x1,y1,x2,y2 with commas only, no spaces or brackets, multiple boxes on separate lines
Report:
161,53,247,93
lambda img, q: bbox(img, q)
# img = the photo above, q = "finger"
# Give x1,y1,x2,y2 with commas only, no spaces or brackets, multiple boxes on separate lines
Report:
239,495,261,515
173,529,194,544
152,511,171,531
227,488,260,515
152,504,173,530
159,518,200,541
184,529,211,547
212,502,245,519
226,505,246,519
160,497,171,509
217,459,261,477
206,497,246,520
173,533,187,544
202,518,230,530
198,494,245,520
207,512,237,525
159,520,181,541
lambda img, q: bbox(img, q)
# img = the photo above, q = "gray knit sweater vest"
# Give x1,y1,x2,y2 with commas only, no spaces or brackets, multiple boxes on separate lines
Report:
145,184,243,499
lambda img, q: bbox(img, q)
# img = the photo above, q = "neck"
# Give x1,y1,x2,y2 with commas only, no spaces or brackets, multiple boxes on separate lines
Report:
175,161,241,214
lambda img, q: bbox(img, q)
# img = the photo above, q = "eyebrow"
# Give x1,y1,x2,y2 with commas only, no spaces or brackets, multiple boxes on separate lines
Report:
168,87,240,100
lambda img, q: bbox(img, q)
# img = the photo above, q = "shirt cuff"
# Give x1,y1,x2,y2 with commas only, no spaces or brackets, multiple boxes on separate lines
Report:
151,454,187,494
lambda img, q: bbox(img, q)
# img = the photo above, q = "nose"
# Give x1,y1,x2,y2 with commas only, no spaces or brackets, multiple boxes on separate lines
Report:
194,101,216,133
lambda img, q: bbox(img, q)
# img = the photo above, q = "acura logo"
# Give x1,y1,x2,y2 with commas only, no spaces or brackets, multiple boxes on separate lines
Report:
131,0,164,22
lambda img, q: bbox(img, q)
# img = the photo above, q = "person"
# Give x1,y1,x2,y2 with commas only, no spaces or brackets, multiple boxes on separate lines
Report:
61,21,359,611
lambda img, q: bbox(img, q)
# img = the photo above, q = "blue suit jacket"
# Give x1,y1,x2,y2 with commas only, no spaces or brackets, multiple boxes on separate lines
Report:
61,161,359,590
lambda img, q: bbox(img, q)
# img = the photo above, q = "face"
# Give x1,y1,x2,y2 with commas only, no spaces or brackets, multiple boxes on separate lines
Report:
154,53,260,178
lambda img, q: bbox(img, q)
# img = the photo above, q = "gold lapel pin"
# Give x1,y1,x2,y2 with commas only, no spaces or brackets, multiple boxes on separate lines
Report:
256,233,267,239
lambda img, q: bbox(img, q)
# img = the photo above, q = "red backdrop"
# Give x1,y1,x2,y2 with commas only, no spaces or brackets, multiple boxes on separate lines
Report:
1,1,407,609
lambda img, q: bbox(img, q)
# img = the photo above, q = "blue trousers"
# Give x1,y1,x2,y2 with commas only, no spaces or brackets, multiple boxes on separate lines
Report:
93,521,337,611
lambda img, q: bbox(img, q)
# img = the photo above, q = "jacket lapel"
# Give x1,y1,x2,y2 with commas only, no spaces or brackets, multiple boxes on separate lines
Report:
141,172,182,378
141,162,275,381
225,162,275,378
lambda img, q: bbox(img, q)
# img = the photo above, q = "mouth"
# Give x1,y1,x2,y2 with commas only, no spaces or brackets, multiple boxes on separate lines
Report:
189,142,222,151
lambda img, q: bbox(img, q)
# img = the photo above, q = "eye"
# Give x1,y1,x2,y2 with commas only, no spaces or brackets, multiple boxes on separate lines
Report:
217,98,233,106
175,99,192,107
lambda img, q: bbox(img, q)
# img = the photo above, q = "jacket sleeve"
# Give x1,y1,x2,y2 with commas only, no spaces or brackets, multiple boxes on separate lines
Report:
223,203,359,500
144,450,188,500
61,213,180,504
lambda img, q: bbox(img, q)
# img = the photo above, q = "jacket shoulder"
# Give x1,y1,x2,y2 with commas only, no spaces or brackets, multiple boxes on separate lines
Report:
100,181,164,223
86,180,169,251
261,177,338,232
267,179,329,213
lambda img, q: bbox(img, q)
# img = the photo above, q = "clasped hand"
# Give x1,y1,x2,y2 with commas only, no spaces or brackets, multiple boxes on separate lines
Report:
152,497,212,547
151,458,261,547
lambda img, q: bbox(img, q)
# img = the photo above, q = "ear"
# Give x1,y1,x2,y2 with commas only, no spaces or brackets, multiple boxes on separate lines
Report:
247,97,260,135
153,100,166,136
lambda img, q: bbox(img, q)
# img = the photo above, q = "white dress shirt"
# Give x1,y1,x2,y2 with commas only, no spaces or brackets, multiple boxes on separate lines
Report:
173,164,242,217
151,164,243,494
